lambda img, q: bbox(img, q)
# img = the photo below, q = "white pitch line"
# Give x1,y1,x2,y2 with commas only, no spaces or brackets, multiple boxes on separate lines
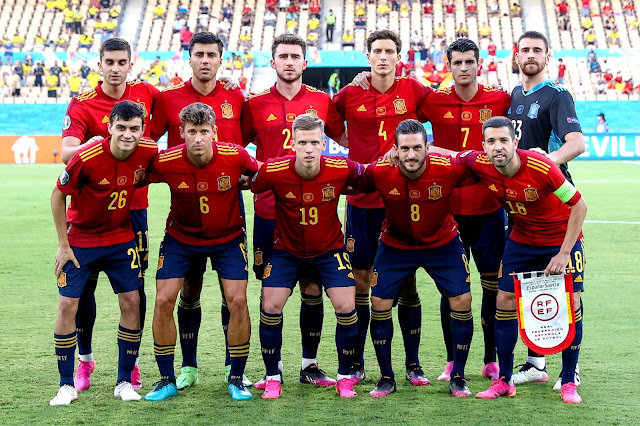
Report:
623,161,640,166
585,220,640,225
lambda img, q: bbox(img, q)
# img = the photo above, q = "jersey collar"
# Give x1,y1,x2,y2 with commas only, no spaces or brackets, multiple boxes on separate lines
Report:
186,78,221,97
369,77,399,96
520,80,553,96
271,83,307,101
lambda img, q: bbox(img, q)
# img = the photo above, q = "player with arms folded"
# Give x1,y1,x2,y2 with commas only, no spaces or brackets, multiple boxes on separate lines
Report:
334,29,433,385
61,38,159,391
456,117,587,404
242,34,347,388
250,114,362,399
150,31,250,390
144,103,258,402
50,101,157,405
418,38,510,382
361,119,475,398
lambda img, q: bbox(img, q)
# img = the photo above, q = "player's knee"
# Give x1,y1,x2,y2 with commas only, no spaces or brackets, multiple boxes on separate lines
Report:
353,268,371,292
299,280,322,296
573,291,582,309
333,300,355,314
155,291,178,316
370,296,392,311
226,292,248,313
496,290,516,310
449,292,472,311
120,291,140,310
58,297,79,319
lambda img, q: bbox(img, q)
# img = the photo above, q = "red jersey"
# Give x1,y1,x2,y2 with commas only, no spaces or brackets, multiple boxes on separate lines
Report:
57,138,158,248
150,79,245,148
62,81,159,210
334,77,432,208
419,84,510,215
362,155,474,249
458,149,583,246
242,84,346,220
147,142,258,246
250,156,364,258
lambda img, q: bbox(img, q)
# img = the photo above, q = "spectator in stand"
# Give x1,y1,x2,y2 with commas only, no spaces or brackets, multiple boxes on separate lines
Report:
434,40,446,66
557,1,568,17
173,17,186,34
239,72,248,96
264,10,277,27
377,1,390,17
286,18,297,33
587,48,597,63
395,57,404,77
11,61,24,86
99,0,110,11
239,29,252,48
243,49,253,68
0,73,6,99
467,1,477,16
308,15,320,32
80,61,90,79
49,61,62,87
223,57,233,75
200,3,209,15
218,17,231,34
68,72,81,96
391,0,399,12
3,38,13,65
177,3,188,19
110,1,121,18
87,3,99,19
180,26,193,50
479,22,491,38
630,16,639,32
342,30,355,48
581,15,593,30
423,2,433,17
603,69,613,82
11,71,21,97
326,9,336,41
602,1,612,17
46,0,56,12
154,4,165,19
242,3,254,27
487,58,498,86
86,68,100,88
11,32,24,50
286,8,299,23
94,16,106,33
604,16,615,31
589,59,601,73
79,32,93,49
196,12,209,33
624,0,635,16
34,62,45,87
218,31,228,48
310,0,321,15
560,14,570,31
56,0,67,11
596,113,608,133
376,15,389,30
307,32,319,47
511,2,521,17
73,5,83,34
455,23,468,38
221,2,233,19
233,55,244,72
34,32,45,50
488,0,499,16
596,76,606,94
608,27,620,46
46,69,58,98
64,6,75,35
580,0,590,17
279,0,290,12
400,1,410,18
170,73,182,86
411,30,424,46
557,58,566,84
585,29,595,46
56,34,69,49
445,0,454,16
487,39,497,56
355,15,367,35
622,79,634,95
435,22,446,39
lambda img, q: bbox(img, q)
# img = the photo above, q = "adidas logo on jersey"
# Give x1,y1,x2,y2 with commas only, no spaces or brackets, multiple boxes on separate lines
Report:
178,182,189,189
267,113,277,121
357,104,367,112
98,178,110,185
444,111,454,119
101,115,110,124
574,275,583,283
488,184,498,192
389,188,400,195
285,192,296,199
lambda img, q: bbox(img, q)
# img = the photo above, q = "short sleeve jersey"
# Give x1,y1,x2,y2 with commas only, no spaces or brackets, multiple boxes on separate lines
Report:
242,84,346,220
362,154,474,249
250,156,364,258
151,80,245,148
508,81,582,182
147,142,258,246
333,77,432,208
458,149,583,246
419,84,510,215
62,81,160,209
57,138,158,248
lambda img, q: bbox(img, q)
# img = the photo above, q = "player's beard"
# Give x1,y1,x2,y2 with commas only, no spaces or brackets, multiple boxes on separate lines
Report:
520,60,545,77
277,69,303,84
400,156,425,174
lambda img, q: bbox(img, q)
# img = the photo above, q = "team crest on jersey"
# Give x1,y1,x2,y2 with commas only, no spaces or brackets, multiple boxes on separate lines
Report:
62,115,71,130
254,251,263,266
136,101,149,118
528,103,540,119
57,272,67,288
479,108,492,123
393,99,407,115
322,186,335,201
506,188,517,198
218,176,231,191
346,238,355,252
133,168,145,184
117,176,127,186
370,272,378,287
303,192,314,202
59,171,69,185
263,264,272,279
376,106,386,115
286,113,296,122
524,188,539,201
221,103,234,119
306,108,318,117
409,190,420,198
428,185,442,200
197,182,209,191
516,105,524,115
157,255,164,270
461,111,472,121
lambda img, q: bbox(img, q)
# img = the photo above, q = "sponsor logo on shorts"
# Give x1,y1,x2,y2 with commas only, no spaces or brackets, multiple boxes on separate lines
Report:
157,255,164,270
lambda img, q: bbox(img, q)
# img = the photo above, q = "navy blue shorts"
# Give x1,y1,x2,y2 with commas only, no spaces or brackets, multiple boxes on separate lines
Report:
371,237,471,300
156,232,249,281
58,240,142,298
455,208,507,274
130,209,149,272
344,203,385,270
252,214,276,280
499,238,585,293
261,249,355,290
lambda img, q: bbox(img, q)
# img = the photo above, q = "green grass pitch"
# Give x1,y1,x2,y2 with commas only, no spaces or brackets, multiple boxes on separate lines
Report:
0,161,638,425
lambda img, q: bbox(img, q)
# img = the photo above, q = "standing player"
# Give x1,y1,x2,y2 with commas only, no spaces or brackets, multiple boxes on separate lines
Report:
334,29,432,384
465,117,587,404
144,103,257,402
150,31,250,390
509,31,585,387
250,114,361,399
362,120,475,398
417,38,510,382
242,33,347,388
50,101,157,405
61,38,159,391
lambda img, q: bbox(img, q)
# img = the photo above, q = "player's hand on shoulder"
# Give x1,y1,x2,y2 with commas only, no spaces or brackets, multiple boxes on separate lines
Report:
218,76,239,90
55,246,80,277
352,71,372,90
382,145,399,167
85,136,102,145
527,147,548,157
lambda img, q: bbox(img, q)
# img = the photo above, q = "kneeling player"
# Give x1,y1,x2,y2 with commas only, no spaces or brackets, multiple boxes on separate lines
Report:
143,103,258,402
459,117,587,404
50,101,157,405
362,119,475,398
250,114,362,399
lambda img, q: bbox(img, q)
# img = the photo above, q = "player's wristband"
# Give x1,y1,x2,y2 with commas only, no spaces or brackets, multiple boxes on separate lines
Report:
553,180,577,203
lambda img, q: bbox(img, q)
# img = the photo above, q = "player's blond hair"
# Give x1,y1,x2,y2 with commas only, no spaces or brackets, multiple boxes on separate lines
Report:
292,114,324,135
179,102,216,127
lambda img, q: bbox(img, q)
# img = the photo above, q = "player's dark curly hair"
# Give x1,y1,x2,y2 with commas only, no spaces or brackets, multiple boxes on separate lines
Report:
99,37,131,61
518,31,549,53
446,38,480,63
272,33,307,59
366,29,401,53
180,102,216,127
110,100,145,125
189,32,224,56
482,116,515,139
395,119,426,145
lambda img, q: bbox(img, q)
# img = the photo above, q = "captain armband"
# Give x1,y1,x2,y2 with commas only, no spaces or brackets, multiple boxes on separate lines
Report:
553,180,578,204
